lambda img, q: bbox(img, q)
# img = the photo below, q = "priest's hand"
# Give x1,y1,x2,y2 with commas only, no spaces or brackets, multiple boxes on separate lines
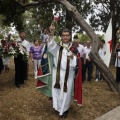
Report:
69,53,73,59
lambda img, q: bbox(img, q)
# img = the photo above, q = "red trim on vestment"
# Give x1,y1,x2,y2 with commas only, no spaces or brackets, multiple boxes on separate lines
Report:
74,53,82,105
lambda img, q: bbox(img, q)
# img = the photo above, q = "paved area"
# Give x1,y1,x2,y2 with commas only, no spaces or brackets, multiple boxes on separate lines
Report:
95,106,120,120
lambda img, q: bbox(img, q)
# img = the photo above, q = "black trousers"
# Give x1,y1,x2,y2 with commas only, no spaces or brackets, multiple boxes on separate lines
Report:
0,57,3,74
116,67,120,82
14,54,28,86
84,60,93,81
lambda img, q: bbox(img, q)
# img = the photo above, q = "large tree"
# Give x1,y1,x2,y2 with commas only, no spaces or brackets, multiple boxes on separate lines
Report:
0,0,120,92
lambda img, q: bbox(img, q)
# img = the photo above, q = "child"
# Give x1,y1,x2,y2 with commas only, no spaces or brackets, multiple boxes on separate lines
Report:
2,57,10,73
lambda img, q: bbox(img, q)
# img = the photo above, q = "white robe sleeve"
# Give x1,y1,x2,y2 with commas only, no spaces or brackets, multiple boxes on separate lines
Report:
47,38,59,56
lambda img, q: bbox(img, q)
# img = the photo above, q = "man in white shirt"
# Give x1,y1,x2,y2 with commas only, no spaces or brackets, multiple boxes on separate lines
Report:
96,40,106,81
14,30,30,88
84,41,92,82
115,41,120,83
74,35,86,82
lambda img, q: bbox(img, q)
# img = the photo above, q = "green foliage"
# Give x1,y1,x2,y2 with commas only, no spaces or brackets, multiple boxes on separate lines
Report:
79,34,91,42
0,34,4,39
0,0,26,31
0,0,119,38
54,36,61,42
21,1,95,40
74,33,104,42
0,0,94,33
22,3,54,41
0,15,13,36
73,33,90,42
54,0,94,32
89,0,120,32
22,11,40,41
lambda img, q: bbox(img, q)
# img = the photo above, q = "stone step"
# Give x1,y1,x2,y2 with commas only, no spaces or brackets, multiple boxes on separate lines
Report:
95,106,120,120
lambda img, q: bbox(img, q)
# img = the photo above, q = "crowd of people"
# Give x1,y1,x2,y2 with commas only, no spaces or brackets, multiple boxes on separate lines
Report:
0,23,120,119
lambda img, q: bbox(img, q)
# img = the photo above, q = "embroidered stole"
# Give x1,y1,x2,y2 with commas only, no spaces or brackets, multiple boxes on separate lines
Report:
54,44,71,93
54,46,63,89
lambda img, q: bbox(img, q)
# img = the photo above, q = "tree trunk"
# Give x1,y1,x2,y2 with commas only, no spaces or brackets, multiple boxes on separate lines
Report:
110,2,117,65
65,0,73,31
66,10,72,31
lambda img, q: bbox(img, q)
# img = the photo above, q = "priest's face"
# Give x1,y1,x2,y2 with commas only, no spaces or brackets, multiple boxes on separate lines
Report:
61,32,71,43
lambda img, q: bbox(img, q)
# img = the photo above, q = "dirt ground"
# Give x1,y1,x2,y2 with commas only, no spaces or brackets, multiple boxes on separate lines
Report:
0,58,120,120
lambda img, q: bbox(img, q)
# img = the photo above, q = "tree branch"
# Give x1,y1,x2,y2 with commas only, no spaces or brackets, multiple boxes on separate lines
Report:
15,0,60,8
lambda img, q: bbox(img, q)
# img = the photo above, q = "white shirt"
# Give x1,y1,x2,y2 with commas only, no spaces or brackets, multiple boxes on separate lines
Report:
115,51,120,67
77,44,86,58
18,38,31,54
85,46,92,60
98,47,106,60
41,34,49,42
22,40,30,53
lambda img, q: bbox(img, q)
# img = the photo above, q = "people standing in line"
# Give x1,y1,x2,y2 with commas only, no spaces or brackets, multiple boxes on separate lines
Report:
14,30,30,88
115,40,120,83
74,35,86,83
95,40,106,82
41,29,49,43
30,39,42,79
84,41,92,82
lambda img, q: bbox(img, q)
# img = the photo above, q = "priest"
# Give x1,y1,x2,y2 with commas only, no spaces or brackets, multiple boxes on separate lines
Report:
47,24,77,118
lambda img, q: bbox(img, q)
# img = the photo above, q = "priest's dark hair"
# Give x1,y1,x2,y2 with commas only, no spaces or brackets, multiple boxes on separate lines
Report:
60,28,71,36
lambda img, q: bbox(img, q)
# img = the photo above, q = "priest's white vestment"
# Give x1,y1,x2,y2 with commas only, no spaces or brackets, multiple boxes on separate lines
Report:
47,39,76,115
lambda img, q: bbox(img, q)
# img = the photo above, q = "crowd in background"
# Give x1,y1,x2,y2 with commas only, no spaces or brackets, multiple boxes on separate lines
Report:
0,29,120,85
